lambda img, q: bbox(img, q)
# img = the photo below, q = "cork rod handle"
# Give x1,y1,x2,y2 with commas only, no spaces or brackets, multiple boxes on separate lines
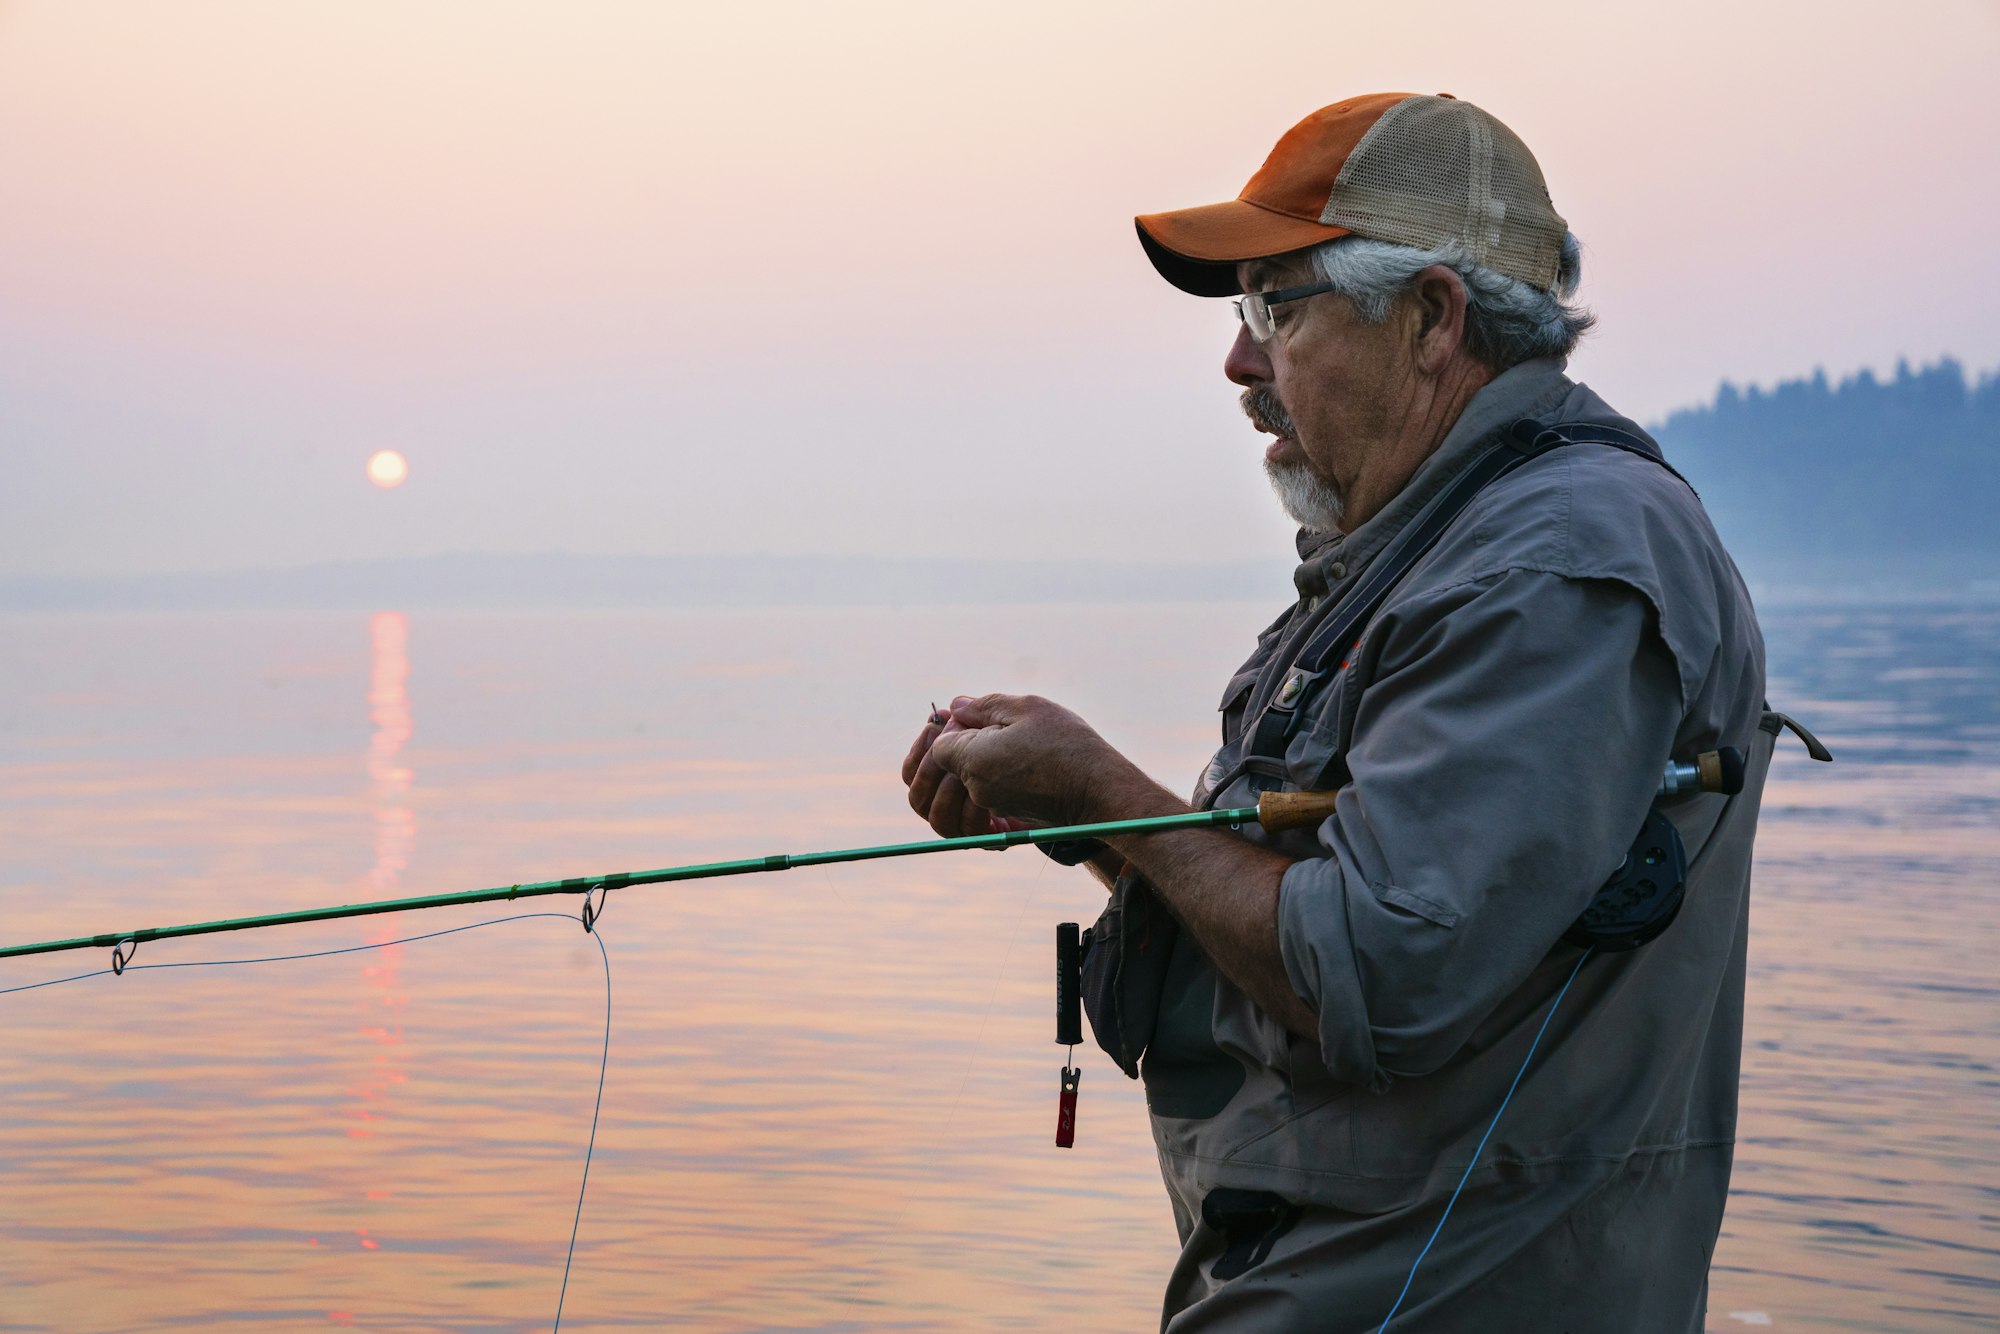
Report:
1255,790,1340,832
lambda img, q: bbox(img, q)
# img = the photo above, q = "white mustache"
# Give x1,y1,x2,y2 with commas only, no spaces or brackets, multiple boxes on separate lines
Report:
1241,385,1295,438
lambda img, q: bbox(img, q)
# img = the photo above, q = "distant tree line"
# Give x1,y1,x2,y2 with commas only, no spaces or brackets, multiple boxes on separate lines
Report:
1652,357,2000,577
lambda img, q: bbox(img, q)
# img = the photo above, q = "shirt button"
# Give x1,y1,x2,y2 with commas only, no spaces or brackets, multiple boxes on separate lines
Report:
1329,561,1347,580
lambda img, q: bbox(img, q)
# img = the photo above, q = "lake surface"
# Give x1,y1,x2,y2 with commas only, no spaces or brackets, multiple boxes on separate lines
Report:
1,600,1995,1332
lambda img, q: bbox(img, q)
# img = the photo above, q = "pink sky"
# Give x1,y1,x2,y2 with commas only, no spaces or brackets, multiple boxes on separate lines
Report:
2,0,1995,575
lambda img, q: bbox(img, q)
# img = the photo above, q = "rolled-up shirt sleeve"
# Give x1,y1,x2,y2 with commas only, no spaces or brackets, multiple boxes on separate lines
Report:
1276,568,1683,1086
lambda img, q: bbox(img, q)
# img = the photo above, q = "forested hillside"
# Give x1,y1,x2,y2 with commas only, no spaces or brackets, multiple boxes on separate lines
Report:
1652,358,2000,588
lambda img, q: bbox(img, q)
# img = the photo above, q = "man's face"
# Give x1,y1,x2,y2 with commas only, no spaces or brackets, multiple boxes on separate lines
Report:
1228,251,1419,534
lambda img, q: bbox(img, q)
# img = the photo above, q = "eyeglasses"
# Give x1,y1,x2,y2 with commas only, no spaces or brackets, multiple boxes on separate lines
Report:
1233,278,1339,343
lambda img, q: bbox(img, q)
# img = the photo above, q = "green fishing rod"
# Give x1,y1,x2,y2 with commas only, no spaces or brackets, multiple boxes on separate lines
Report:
0,789,1343,966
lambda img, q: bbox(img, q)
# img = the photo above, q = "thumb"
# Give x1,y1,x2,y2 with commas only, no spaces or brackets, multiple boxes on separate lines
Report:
949,692,1024,729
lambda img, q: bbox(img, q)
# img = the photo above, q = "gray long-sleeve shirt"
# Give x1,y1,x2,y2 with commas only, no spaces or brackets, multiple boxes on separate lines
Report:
1088,358,1773,1332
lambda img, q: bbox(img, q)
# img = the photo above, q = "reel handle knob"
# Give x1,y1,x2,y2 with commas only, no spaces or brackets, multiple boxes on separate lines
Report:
1696,747,1746,796
1660,747,1748,799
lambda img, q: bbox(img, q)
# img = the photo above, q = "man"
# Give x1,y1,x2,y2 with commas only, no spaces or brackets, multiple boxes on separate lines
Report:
903,93,1774,1332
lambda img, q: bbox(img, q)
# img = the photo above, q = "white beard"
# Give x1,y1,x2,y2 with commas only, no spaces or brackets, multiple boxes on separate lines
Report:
1265,456,1346,532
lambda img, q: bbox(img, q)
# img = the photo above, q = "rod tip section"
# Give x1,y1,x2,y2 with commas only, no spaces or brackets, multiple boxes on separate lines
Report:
1256,790,1339,833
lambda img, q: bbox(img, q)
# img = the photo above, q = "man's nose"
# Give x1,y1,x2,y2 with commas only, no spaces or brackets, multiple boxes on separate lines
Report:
1224,321,1271,388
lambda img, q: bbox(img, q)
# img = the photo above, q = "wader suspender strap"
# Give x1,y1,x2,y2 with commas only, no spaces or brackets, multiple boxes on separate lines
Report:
1238,418,1696,777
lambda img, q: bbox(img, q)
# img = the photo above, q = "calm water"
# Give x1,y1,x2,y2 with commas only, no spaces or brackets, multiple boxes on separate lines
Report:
1,601,1995,1332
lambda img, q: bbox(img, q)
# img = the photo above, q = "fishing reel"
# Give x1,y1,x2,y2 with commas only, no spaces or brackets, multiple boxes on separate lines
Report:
1562,747,1744,953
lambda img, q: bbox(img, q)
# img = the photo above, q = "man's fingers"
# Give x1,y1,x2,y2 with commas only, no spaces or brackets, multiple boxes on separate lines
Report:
947,692,1028,730
914,756,998,840
929,772,972,839
901,689,1103,834
956,789,998,839
927,724,976,778
907,732,952,819
907,710,976,814
921,728,1005,835
900,710,947,786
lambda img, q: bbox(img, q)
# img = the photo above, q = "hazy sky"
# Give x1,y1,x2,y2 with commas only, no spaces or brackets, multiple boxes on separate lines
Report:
3,0,1996,577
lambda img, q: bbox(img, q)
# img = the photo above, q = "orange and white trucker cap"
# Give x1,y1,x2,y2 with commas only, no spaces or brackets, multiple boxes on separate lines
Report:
1136,93,1568,298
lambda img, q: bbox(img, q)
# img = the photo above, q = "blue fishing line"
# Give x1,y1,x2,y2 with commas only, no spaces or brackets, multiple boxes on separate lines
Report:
1375,946,1594,1333
1,911,613,1333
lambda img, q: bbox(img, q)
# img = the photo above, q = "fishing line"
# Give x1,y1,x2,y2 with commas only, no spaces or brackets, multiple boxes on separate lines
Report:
1375,946,1594,1333
555,920,610,1334
1,911,612,1333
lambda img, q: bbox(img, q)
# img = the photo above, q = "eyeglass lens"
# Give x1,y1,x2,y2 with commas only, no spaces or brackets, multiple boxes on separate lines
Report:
1234,294,1274,342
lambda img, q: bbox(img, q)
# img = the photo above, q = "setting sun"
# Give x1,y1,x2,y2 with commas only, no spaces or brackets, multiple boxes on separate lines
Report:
366,450,408,489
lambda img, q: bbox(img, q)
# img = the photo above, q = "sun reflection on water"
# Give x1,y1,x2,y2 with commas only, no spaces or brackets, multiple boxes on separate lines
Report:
366,610,414,898
348,612,412,1247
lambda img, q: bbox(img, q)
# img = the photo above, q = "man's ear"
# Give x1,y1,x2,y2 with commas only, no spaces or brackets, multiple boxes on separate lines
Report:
1408,265,1471,372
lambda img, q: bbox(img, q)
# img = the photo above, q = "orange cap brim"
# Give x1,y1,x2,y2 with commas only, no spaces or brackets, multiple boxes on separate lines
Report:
1135,199,1353,297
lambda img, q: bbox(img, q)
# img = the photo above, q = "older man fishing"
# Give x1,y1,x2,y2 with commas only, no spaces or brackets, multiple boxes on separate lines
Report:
903,92,1795,1332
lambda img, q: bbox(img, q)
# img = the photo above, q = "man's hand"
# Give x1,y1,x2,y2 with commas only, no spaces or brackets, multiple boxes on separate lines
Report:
900,701,1001,839
900,693,1317,1039
902,693,1142,838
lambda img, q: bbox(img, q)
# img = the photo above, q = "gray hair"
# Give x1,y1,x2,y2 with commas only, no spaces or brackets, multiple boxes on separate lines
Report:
1308,232,1594,369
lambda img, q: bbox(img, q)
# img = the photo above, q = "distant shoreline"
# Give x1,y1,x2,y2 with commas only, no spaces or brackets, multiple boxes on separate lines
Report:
2,550,1992,614
0,552,1292,613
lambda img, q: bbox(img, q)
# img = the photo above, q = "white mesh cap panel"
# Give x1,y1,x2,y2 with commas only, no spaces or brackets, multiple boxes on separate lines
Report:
1318,97,1565,291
